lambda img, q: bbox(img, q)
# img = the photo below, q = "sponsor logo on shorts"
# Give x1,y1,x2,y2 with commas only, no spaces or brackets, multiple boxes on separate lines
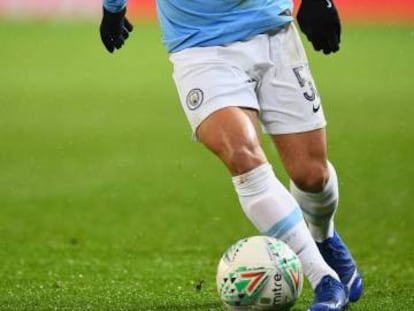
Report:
312,103,321,113
326,0,333,8
186,88,204,110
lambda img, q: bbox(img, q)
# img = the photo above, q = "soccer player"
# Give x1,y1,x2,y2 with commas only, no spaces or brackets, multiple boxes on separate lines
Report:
99,1,363,310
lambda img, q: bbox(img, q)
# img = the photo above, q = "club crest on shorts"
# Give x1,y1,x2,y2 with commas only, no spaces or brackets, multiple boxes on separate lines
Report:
186,88,204,110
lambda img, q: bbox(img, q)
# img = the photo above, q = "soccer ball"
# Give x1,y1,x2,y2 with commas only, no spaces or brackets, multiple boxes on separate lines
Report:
216,236,303,311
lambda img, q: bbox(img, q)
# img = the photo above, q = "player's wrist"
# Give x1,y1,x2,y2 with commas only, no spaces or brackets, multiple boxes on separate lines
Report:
300,0,336,7
103,6,126,17
103,0,127,13
300,0,332,2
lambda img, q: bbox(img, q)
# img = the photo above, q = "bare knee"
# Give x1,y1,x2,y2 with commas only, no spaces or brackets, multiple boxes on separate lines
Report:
202,123,266,175
197,107,267,176
218,142,266,175
290,162,329,193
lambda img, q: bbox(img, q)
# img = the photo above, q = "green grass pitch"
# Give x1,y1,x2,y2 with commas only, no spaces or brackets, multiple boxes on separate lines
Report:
0,21,413,310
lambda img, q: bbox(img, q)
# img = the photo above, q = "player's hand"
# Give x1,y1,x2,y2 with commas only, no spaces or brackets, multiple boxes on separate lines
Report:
297,0,341,54
100,7,133,53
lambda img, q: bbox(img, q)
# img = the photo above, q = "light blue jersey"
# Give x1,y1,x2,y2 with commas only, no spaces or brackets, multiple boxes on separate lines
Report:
104,0,293,53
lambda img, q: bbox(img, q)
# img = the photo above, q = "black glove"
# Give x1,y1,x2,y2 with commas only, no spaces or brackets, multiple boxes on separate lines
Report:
297,0,341,54
100,7,133,53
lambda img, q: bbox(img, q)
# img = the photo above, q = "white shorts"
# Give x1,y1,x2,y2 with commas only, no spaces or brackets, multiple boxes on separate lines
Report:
170,23,326,137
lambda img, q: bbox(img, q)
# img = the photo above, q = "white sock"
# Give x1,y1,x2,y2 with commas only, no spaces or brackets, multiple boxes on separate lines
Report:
232,163,339,289
290,161,339,242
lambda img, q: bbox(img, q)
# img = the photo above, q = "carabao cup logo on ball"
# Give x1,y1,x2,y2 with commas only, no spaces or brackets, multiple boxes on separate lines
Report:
186,88,204,110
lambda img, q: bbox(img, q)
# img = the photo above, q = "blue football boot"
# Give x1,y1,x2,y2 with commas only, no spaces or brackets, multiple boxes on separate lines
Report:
309,275,347,311
317,231,363,303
